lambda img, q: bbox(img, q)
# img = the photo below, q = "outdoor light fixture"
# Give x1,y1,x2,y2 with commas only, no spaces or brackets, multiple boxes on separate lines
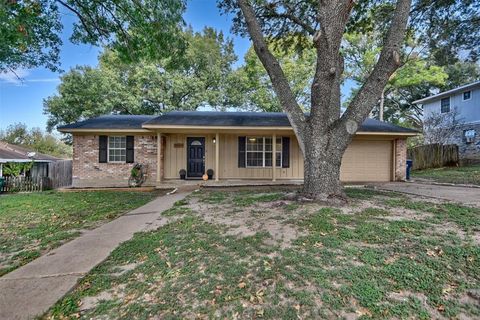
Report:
213,138,216,144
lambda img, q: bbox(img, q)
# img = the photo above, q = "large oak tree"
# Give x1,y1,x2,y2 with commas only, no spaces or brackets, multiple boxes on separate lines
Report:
219,0,412,201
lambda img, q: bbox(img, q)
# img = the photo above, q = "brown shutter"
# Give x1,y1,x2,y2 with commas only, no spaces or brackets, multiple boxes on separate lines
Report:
282,137,290,168
126,136,134,163
238,136,246,168
99,136,108,163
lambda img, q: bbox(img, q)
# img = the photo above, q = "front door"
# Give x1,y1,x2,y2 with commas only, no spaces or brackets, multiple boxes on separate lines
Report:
187,137,205,178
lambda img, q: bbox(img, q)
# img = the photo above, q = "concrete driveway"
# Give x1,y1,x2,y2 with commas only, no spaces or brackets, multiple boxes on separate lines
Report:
378,182,480,207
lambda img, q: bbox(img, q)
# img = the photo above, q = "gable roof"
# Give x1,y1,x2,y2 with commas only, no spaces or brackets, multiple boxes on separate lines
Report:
57,111,418,134
0,141,62,162
413,80,480,104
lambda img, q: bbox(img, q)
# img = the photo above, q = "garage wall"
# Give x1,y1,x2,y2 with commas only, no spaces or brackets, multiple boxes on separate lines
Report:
340,140,393,182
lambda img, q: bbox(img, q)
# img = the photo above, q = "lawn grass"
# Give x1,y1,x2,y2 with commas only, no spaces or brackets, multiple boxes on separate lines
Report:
0,190,163,276
44,188,480,319
411,165,480,185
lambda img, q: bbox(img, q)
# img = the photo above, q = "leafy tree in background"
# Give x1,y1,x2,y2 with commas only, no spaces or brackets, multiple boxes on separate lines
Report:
232,42,315,112
44,27,238,131
0,123,72,158
0,0,186,73
343,31,448,128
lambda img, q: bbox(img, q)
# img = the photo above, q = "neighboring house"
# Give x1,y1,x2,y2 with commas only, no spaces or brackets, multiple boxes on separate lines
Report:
414,80,480,163
58,111,417,188
0,141,62,177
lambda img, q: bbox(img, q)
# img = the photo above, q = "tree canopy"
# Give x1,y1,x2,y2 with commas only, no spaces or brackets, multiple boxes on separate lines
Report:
44,27,239,131
1,0,186,73
0,123,72,158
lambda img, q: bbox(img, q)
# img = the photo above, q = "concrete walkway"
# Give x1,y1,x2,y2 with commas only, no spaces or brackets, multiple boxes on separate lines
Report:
0,189,192,320
378,182,480,207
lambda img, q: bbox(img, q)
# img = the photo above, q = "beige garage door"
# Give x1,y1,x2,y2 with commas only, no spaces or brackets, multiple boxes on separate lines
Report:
340,140,393,182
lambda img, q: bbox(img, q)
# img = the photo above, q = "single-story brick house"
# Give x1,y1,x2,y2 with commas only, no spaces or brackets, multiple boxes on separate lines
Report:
58,111,417,188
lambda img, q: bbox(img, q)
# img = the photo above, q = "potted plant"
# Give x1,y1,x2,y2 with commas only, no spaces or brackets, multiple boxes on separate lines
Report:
206,169,214,180
179,169,186,180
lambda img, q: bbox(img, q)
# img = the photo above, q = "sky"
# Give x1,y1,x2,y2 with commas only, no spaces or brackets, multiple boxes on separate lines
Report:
0,0,251,132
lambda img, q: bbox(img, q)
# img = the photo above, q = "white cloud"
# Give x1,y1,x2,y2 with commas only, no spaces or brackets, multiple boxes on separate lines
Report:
27,78,60,83
0,69,29,85
0,69,59,85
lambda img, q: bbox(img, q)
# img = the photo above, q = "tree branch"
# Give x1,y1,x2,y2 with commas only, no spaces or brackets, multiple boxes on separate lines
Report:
339,0,412,135
56,0,97,40
237,0,306,151
263,3,316,35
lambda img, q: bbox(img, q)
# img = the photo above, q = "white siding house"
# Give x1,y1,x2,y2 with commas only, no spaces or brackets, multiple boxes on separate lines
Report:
414,81,480,163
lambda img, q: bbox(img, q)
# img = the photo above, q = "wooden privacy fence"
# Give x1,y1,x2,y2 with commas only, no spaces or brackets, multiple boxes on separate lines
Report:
407,143,459,170
1,176,50,192
0,160,72,193
48,160,72,189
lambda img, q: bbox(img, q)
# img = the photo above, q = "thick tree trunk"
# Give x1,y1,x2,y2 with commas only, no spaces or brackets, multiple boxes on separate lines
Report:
237,0,412,203
301,131,348,202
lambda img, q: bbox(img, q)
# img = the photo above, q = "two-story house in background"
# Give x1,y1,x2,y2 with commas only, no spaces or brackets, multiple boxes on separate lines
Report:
414,80,480,164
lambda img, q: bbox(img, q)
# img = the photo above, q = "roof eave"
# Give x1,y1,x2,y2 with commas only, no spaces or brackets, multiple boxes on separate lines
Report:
413,81,480,104
57,128,151,133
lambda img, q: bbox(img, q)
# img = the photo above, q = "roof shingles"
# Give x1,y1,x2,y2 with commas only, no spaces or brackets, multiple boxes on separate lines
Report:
58,111,418,134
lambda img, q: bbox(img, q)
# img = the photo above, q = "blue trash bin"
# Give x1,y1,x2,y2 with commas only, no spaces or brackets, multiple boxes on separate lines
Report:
406,159,413,180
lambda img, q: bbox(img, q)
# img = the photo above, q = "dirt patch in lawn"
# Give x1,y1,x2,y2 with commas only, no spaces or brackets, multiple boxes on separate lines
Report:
187,196,308,248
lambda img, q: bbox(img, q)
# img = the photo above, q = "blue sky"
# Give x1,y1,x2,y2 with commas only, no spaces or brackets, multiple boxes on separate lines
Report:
0,1,250,131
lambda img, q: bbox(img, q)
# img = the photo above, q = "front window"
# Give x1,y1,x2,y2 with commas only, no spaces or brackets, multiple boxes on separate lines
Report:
463,91,471,101
246,137,282,167
440,97,450,113
108,136,126,162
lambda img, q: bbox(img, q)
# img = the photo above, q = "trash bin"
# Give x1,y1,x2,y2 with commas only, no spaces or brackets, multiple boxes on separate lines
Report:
0,177,4,193
406,159,413,180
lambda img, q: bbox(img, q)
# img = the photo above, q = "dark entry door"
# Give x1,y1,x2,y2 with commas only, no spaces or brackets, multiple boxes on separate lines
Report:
187,137,205,178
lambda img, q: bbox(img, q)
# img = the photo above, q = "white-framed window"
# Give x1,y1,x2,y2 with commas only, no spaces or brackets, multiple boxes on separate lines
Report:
463,90,472,101
440,97,450,113
246,137,282,167
108,136,126,162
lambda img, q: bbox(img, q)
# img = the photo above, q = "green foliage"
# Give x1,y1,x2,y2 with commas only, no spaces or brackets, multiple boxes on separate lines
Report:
344,30,449,128
2,161,33,177
44,27,238,131
232,42,315,112
0,0,186,72
0,0,62,72
0,123,71,157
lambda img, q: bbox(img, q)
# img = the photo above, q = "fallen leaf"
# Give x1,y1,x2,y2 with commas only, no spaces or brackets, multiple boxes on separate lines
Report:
313,242,323,248
238,282,246,289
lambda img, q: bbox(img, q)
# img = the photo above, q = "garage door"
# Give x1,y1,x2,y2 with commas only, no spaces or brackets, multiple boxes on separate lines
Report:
340,140,393,182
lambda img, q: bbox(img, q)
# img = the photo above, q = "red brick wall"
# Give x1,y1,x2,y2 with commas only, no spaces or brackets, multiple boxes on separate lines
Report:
72,134,157,187
394,138,407,181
